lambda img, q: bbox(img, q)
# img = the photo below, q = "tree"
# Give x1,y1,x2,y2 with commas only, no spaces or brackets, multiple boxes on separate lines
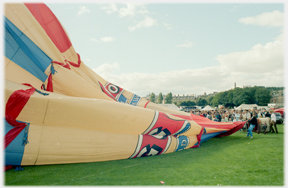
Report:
187,101,196,106
208,96,214,105
211,95,220,107
255,88,271,106
196,97,208,106
179,101,188,106
179,100,196,106
157,92,163,104
149,92,155,103
165,92,173,104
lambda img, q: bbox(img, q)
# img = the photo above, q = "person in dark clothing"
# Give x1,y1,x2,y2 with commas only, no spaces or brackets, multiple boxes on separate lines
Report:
247,112,258,138
265,111,271,118
216,111,222,122
270,111,278,133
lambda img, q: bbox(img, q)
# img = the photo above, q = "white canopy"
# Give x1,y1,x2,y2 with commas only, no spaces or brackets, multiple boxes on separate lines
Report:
235,104,258,110
201,105,214,111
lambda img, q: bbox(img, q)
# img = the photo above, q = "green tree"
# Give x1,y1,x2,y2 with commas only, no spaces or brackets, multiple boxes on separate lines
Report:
149,92,155,103
165,92,173,104
255,88,271,106
179,101,188,106
179,100,196,106
224,91,234,108
208,96,214,105
211,95,220,107
157,92,163,104
187,100,196,106
196,97,208,106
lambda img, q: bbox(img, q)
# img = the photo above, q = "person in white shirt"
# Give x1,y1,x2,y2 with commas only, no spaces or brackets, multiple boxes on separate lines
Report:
270,111,278,133
258,110,262,118
234,110,240,121
242,111,247,121
246,110,251,119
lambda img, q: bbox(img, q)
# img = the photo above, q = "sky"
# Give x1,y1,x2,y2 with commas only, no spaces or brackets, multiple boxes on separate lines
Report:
4,1,286,98
45,1,285,97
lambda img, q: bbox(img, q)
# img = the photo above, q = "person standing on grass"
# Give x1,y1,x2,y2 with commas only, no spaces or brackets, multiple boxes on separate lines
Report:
247,112,258,138
270,111,278,133
207,111,212,120
234,110,240,121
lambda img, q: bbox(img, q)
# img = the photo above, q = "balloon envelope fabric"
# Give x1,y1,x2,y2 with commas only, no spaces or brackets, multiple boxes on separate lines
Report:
4,3,245,167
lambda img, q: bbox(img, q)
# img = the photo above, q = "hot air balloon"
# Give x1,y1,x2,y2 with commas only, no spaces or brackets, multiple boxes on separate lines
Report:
4,3,245,169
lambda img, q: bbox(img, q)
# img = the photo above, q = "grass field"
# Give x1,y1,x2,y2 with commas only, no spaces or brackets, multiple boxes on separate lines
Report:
5,124,284,186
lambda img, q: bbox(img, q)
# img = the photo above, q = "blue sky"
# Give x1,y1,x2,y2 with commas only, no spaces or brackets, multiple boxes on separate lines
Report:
45,2,284,97
9,1,286,97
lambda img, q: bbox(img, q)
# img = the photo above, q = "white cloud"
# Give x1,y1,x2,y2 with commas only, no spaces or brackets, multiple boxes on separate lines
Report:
176,41,193,48
101,3,149,17
77,6,91,16
91,37,115,43
118,4,137,17
163,22,173,30
101,3,156,31
128,16,157,31
216,37,284,73
92,33,284,97
101,3,118,14
238,10,284,27
93,62,120,75
101,37,115,42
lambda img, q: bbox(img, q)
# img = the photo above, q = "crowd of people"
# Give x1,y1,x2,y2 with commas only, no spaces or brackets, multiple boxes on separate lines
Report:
190,108,274,122
190,108,280,138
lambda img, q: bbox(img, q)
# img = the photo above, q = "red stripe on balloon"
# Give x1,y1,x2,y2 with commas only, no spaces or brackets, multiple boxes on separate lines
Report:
24,3,72,53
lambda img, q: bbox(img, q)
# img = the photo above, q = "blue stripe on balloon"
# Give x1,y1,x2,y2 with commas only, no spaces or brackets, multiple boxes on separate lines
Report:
4,16,52,82
4,119,27,166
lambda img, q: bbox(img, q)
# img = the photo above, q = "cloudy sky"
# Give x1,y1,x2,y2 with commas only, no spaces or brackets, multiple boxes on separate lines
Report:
46,1,284,97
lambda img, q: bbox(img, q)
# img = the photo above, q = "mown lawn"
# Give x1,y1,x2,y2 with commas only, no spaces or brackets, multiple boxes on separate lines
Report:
4,124,284,186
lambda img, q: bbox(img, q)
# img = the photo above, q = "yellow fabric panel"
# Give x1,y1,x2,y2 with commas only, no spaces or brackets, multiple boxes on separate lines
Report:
4,56,10,68
45,64,113,100
43,95,155,134
164,135,198,154
137,97,149,108
60,46,78,63
31,125,139,165
180,121,202,136
5,4,63,62
21,124,43,165
164,136,177,154
5,58,43,90
205,127,228,133
186,135,199,148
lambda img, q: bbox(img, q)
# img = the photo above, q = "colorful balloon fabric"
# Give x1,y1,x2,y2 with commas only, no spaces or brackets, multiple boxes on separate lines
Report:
4,3,245,167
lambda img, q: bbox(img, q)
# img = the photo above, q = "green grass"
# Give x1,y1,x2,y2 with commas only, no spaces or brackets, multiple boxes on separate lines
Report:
5,124,284,186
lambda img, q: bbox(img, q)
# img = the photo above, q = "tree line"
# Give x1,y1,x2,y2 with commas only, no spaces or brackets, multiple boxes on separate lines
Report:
149,92,173,104
149,86,281,108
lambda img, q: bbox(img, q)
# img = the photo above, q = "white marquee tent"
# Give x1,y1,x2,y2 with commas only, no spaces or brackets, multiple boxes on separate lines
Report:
201,105,214,111
235,104,258,110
